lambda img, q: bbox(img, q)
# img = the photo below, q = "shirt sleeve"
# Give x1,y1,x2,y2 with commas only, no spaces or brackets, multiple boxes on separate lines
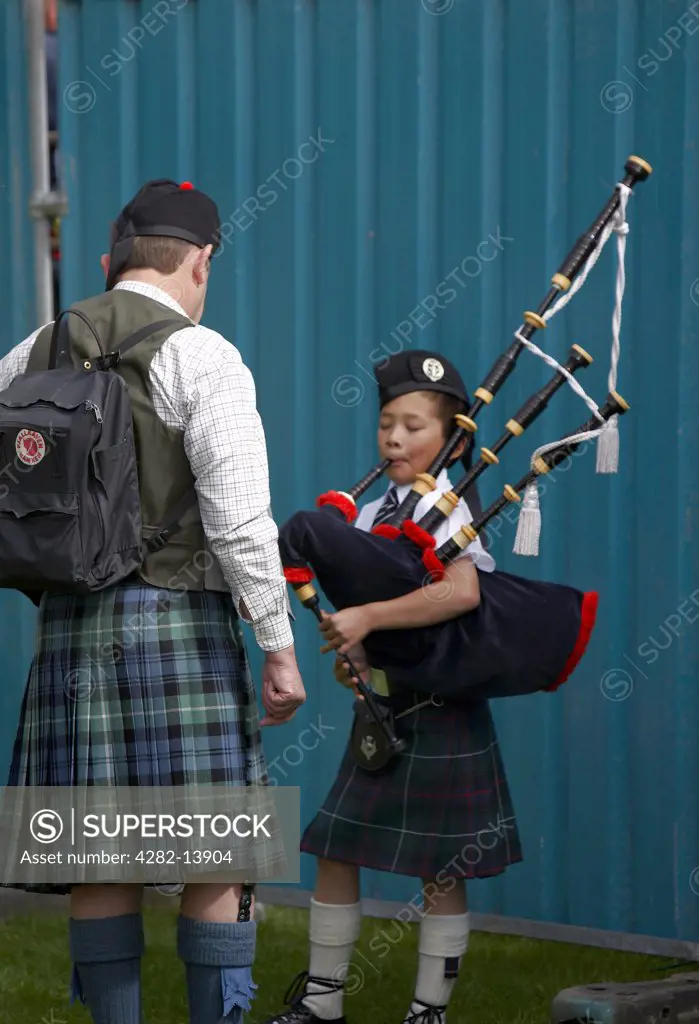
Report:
181,344,295,653
0,329,45,390
437,498,496,573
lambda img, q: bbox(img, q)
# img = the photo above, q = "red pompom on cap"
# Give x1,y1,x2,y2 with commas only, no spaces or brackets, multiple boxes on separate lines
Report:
179,181,194,190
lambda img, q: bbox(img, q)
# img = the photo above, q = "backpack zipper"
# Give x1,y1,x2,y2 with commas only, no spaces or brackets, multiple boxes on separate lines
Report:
84,400,103,423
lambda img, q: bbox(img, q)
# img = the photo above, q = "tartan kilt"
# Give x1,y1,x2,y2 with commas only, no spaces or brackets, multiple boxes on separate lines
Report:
1,582,282,895
300,691,523,880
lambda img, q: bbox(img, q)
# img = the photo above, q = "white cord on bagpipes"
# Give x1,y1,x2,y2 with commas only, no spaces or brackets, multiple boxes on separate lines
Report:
541,182,631,326
512,181,632,423
513,423,607,556
513,329,605,424
513,182,632,555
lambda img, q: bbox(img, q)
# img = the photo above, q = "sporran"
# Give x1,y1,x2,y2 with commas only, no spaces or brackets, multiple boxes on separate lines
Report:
349,698,398,772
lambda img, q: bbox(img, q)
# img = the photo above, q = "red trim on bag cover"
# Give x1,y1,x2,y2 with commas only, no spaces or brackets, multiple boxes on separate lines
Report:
402,519,437,550
422,548,445,582
316,490,358,522
371,524,401,540
283,567,315,585
545,591,599,691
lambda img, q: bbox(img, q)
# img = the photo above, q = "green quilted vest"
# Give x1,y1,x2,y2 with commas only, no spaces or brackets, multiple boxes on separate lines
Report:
27,288,213,592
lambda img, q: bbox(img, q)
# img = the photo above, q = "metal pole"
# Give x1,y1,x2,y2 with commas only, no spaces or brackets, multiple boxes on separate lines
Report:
24,0,54,326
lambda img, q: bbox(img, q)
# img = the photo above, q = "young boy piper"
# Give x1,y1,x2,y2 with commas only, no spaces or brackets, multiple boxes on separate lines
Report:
262,350,523,1024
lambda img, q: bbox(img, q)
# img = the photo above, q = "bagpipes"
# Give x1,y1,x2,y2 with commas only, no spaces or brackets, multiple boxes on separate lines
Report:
279,155,651,763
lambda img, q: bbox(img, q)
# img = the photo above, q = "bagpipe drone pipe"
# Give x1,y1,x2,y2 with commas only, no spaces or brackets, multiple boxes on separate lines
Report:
279,155,651,726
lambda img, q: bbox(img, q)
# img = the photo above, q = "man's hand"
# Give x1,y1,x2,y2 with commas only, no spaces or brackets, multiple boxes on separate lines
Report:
260,646,306,727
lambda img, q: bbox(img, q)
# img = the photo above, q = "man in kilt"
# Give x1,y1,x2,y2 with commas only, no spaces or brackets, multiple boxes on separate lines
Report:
0,179,306,1023
261,351,523,1024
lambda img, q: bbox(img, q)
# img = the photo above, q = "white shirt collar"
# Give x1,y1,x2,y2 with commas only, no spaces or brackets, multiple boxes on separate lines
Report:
385,466,452,501
113,280,191,321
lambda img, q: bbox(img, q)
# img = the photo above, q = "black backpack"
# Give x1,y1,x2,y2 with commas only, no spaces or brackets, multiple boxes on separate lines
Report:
0,308,195,601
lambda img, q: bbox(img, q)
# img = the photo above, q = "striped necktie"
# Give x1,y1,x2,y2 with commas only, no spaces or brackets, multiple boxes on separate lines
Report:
371,487,400,527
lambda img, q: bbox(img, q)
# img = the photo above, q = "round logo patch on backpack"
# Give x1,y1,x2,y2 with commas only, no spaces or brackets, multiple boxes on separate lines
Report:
15,428,46,466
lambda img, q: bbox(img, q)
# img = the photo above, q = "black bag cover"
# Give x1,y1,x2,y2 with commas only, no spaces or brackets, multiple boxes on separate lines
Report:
279,507,599,701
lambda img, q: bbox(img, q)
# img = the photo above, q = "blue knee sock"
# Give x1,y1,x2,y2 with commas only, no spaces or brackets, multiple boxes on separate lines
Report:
177,915,257,1024
68,912,144,1024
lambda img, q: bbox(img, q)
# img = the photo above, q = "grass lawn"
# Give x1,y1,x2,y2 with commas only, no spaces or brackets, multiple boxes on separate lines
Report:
0,902,683,1023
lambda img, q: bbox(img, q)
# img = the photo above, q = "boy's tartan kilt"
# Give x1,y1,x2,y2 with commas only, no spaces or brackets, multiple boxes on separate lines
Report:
301,691,523,880
1,582,279,895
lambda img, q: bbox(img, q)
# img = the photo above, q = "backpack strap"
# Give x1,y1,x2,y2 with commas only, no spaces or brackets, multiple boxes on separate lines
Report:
144,486,199,554
95,317,187,370
48,308,103,369
48,310,188,371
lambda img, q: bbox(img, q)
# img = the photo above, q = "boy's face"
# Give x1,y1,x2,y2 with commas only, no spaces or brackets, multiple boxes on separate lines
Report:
378,391,447,486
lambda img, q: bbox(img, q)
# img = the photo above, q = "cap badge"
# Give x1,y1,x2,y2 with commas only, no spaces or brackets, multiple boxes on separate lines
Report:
422,357,445,382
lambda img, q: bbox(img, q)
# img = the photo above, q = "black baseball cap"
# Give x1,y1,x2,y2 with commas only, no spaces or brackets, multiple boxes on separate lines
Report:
105,178,221,290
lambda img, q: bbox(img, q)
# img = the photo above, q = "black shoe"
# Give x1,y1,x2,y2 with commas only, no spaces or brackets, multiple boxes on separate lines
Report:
403,1000,447,1023
260,970,348,1024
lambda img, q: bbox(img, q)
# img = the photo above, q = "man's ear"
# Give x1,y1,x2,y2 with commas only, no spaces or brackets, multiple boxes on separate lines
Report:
193,244,213,285
100,253,110,279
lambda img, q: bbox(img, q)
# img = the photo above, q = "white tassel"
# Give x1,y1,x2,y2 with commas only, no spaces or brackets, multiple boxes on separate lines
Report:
513,481,541,556
596,414,619,473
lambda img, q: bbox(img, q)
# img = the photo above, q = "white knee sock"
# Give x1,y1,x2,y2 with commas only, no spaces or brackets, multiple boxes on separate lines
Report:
302,899,362,1021
404,912,470,1023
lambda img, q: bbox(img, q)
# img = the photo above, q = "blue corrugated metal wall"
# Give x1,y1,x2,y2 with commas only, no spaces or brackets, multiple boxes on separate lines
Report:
0,1,40,777
1,0,698,944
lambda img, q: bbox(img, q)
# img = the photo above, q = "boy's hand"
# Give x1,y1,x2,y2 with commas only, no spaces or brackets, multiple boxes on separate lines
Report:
319,607,372,655
333,642,369,688
345,641,369,672
334,657,366,689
